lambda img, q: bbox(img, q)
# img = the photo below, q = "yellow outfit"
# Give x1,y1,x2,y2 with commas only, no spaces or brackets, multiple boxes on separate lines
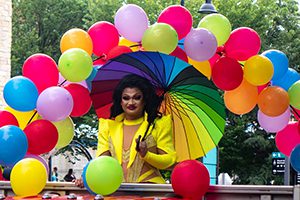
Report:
96,113,176,183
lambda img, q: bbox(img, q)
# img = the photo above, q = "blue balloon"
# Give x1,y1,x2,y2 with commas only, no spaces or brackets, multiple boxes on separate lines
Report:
291,144,300,172
271,68,300,91
262,50,289,81
0,125,28,166
82,162,97,195
3,76,39,111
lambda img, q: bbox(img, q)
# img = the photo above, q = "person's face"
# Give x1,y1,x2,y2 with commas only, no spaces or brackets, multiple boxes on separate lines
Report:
121,87,145,120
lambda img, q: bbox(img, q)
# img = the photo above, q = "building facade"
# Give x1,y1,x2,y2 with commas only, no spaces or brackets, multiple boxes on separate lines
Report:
0,0,12,108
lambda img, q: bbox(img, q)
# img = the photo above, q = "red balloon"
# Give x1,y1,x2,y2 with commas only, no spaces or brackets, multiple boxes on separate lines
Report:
158,5,193,40
24,119,58,155
88,21,119,56
275,122,300,156
22,53,59,94
107,46,132,60
93,57,107,66
170,46,188,62
64,83,92,117
224,27,261,61
171,160,210,199
0,110,19,128
212,56,243,91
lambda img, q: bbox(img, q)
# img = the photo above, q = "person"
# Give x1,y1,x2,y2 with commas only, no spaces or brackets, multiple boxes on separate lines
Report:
76,74,176,186
64,168,76,182
51,167,59,182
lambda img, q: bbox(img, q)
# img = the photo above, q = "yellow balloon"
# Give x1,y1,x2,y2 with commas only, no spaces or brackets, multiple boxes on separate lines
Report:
60,28,93,55
188,57,211,79
52,117,75,149
244,55,274,86
5,107,38,129
11,158,47,197
119,37,140,52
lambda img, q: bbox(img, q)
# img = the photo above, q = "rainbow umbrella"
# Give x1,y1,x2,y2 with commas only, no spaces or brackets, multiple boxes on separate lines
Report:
91,51,226,161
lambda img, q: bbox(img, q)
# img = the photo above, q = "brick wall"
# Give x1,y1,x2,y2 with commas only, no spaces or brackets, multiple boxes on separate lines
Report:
0,1,12,108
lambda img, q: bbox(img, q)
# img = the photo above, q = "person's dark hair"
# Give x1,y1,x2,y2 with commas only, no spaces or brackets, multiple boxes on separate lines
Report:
110,74,162,125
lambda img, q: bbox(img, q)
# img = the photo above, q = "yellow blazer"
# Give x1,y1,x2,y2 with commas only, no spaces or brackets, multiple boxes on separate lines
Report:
96,113,177,183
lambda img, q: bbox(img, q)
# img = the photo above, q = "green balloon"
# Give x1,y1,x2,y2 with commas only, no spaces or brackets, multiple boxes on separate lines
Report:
58,48,93,82
288,80,300,109
52,117,74,149
198,14,231,46
142,23,178,54
86,156,123,195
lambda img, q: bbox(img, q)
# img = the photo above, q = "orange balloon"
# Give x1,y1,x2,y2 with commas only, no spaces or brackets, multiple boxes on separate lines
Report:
258,86,289,117
224,79,258,115
60,28,93,55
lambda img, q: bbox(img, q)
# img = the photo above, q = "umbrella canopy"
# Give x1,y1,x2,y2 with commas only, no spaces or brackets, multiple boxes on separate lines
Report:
91,51,226,161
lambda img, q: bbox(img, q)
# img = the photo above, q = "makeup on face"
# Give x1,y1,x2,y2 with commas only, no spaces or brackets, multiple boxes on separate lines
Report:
121,87,145,120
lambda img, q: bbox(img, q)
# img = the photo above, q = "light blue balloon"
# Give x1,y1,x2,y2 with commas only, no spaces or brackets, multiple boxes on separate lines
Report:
291,144,300,172
86,67,98,82
0,125,28,166
3,76,39,111
271,68,300,91
178,38,185,50
82,162,97,195
262,50,289,81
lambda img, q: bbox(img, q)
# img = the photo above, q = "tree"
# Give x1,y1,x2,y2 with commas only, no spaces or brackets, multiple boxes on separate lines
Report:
11,0,88,76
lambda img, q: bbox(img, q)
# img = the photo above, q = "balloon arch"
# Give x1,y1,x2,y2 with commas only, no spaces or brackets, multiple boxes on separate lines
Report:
0,3,300,198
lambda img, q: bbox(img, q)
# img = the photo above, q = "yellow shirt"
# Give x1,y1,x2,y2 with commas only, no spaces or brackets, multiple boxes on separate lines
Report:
96,113,177,183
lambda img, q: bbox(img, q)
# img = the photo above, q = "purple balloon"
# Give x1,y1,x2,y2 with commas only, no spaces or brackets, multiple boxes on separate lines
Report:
24,154,49,175
258,108,290,132
37,86,73,122
114,4,149,42
184,28,217,62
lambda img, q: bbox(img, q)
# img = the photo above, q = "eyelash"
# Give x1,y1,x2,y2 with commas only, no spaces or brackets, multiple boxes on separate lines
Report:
122,96,142,101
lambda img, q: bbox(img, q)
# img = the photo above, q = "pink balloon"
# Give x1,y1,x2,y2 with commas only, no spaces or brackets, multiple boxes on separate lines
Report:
275,122,300,156
184,28,217,62
258,108,290,133
224,27,261,61
114,4,149,42
36,86,73,122
158,5,193,40
257,83,269,94
22,54,59,94
24,154,49,175
88,21,119,56
170,46,188,62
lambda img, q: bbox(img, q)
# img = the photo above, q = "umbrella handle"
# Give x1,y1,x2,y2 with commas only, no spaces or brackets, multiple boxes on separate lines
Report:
135,135,142,152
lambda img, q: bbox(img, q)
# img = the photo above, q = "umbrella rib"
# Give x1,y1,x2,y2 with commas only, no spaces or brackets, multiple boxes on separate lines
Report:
165,57,178,88
171,92,222,149
168,94,202,159
97,67,161,88
171,83,223,104
142,52,166,88
169,93,210,157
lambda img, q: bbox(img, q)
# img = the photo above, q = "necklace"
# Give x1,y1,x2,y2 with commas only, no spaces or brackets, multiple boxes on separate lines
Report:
123,116,144,126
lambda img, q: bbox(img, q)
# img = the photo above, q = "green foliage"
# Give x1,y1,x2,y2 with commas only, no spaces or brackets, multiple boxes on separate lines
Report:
11,0,88,76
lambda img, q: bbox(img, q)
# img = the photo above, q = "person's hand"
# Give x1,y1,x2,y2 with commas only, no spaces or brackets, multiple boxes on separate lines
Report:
74,178,84,188
136,137,148,157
